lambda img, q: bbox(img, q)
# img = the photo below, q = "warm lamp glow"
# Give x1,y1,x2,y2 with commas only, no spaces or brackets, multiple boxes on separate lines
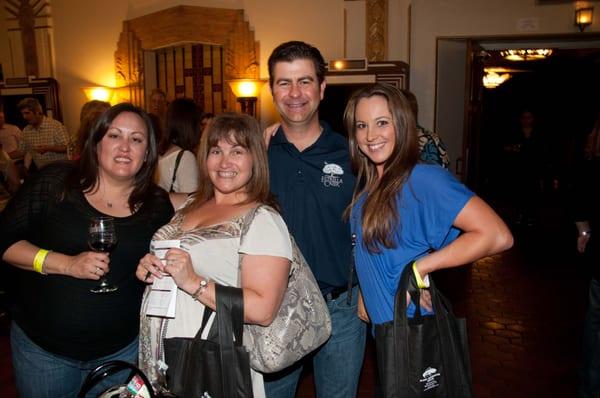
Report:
333,60,345,70
227,79,266,98
500,49,553,61
575,7,593,32
483,71,511,89
82,87,114,103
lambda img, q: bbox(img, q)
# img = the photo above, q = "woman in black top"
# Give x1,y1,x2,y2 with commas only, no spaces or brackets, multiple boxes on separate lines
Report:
0,103,174,397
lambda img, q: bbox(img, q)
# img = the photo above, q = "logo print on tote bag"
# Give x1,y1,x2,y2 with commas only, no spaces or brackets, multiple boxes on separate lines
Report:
420,367,441,392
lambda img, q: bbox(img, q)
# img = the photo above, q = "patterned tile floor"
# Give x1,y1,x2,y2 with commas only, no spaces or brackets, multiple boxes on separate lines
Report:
0,197,590,397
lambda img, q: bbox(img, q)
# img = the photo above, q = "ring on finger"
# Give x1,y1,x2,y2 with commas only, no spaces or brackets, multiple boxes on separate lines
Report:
96,267,102,275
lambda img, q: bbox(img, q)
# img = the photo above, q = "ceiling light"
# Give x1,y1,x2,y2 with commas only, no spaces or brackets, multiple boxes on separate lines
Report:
483,71,511,89
500,49,553,61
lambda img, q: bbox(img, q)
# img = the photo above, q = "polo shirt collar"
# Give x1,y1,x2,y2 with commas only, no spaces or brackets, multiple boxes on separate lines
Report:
271,121,335,150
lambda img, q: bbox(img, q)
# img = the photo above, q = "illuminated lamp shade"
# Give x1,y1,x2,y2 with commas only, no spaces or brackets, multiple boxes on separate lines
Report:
82,87,114,103
575,7,593,32
226,79,267,117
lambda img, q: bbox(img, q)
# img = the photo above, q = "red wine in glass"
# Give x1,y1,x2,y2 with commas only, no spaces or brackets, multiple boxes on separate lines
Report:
88,216,118,293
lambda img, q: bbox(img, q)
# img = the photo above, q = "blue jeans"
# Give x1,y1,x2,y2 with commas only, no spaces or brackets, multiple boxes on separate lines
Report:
264,285,367,398
11,322,138,398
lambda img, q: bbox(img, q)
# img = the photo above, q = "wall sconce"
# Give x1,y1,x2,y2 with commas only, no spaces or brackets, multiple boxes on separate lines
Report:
575,7,593,32
226,79,267,117
82,86,115,103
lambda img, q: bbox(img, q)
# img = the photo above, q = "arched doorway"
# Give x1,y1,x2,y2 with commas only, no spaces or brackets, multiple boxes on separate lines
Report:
113,5,260,114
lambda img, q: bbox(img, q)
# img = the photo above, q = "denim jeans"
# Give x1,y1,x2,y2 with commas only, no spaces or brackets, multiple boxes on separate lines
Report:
264,285,367,398
580,278,600,398
11,322,138,398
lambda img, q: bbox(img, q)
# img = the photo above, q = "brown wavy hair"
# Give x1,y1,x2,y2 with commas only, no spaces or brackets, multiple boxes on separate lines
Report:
183,112,278,212
344,83,419,252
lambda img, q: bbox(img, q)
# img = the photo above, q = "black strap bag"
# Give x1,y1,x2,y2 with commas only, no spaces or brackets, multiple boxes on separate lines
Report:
168,150,185,193
163,284,253,398
374,264,473,397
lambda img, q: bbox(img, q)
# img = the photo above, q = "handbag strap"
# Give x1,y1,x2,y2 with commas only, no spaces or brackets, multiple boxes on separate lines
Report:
78,360,156,398
215,284,245,397
239,204,299,277
169,150,185,192
393,262,421,322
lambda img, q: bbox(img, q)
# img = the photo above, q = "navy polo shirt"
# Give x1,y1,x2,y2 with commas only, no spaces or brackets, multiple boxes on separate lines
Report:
268,123,356,291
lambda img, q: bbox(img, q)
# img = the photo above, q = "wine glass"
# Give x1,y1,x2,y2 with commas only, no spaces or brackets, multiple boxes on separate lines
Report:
88,216,118,293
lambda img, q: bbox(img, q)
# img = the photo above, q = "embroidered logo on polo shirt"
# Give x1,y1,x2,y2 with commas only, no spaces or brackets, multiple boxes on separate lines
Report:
321,162,344,187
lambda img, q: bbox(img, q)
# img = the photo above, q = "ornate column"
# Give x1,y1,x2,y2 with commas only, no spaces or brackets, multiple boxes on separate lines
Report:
366,0,387,62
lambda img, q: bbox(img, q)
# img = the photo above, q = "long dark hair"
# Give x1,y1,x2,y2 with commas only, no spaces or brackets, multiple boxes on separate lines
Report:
183,112,278,213
344,83,419,252
165,98,201,153
76,103,159,211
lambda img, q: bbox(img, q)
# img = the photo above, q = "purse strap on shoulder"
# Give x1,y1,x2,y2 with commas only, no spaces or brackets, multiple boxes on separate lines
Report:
169,150,185,192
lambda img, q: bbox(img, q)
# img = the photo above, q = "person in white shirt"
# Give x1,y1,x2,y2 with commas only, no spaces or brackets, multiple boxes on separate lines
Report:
156,98,200,193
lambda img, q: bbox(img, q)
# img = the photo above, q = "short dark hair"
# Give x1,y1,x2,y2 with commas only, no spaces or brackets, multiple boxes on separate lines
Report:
267,41,327,88
78,103,159,211
17,97,42,114
165,98,201,152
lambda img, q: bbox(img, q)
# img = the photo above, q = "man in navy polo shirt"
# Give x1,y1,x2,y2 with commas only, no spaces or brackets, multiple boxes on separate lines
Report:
263,41,366,398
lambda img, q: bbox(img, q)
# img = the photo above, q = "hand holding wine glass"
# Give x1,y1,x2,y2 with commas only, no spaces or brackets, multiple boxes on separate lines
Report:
88,216,118,293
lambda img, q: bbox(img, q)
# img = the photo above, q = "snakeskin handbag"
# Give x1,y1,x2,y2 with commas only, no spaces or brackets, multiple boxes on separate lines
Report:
240,206,332,373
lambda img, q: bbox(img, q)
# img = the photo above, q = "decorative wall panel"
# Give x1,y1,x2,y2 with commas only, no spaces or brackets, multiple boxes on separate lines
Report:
3,0,54,78
114,5,260,113
154,44,225,114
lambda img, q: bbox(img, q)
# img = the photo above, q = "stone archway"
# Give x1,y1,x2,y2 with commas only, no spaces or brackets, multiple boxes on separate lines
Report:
114,5,260,112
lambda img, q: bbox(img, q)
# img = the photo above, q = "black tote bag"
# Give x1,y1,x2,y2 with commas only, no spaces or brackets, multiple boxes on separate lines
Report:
374,263,473,397
164,284,253,398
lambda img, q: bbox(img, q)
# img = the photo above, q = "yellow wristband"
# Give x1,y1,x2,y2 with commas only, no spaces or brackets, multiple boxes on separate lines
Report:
33,249,50,275
412,261,427,289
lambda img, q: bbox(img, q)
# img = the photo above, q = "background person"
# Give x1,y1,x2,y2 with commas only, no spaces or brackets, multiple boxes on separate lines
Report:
0,103,173,398
263,40,366,398
155,98,200,193
74,100,111,159
0,107,22,160
16,97,71,173
503,109,548,226
343,84,512,396
401,89,450,169
0,144,20,210
571,112,600,398
138,113,292,398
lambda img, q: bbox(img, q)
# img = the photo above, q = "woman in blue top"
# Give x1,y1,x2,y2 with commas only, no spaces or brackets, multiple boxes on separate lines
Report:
343,83,513,335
